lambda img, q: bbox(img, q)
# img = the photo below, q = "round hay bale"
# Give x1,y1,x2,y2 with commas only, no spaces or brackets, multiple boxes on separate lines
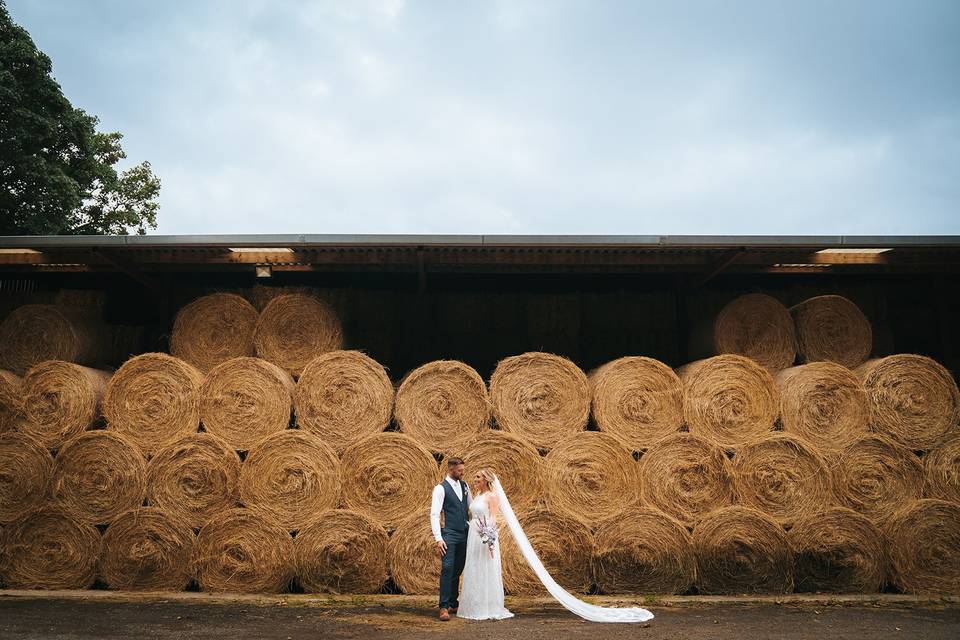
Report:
500,508,593,595
791,295,872,368
146,433,242,529
543,431,640,523
638,432,735,527
832,435,923,522
239,431,341,531
254,293,343,377
593,506,696,595
788,507,885,593
0,304,101,375
340,433,438,530
100,507,195,591
170,293,258,373
731,433,835,527
200,357,294,450
884,499,960,594
856,354,960,451
103,353,203,455
461,430,543,514
52,431,147,525
0,432,54,524
713,293,797,372
776,362,870,453
924,434,960,504
0,509,100,589
490,352,590,451
0,369,29,434
194,507,295,593
295,509,389,593
387,511,438,594
295,351,393,453
676,354,780,448
20,361,111,450
395,360,490,454
692,505,793,594
590,356,684,450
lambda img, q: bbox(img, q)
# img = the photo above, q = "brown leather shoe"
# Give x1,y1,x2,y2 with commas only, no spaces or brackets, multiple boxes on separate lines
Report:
449,607,458,615
439,608,450,621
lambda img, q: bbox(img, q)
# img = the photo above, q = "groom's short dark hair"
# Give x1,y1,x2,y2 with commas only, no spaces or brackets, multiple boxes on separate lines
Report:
447,457,464,466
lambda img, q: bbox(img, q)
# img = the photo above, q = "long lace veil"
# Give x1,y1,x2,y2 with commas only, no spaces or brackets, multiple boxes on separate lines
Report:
491,475,654,623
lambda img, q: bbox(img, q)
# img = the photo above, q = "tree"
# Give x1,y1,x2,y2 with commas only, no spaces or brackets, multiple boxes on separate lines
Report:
0,1,159,235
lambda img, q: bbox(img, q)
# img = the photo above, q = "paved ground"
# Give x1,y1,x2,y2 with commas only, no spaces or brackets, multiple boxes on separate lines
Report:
1,592,958,640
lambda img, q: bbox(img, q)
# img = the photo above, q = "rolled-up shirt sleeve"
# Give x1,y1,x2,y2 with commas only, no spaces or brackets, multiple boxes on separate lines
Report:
430,484,445,542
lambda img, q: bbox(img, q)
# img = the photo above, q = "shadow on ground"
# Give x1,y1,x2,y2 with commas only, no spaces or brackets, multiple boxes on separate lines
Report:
1,593,958,640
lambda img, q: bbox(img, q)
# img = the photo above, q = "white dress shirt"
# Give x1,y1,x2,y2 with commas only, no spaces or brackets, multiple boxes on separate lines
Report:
430,476,473,542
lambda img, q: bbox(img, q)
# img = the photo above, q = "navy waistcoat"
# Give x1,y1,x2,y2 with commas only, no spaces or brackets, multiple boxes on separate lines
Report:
440,479,470,533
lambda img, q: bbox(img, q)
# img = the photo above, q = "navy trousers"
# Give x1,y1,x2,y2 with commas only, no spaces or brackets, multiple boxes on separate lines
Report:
438,528,467,609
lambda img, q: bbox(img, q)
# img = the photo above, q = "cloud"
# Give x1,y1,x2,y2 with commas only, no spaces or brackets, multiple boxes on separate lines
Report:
7,0,960,234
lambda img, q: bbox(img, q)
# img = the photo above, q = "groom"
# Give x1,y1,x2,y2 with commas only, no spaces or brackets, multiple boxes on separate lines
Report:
429,456,472,622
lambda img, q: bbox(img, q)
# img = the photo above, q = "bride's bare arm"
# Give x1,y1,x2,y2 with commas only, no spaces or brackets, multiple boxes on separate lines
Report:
488,493,501,524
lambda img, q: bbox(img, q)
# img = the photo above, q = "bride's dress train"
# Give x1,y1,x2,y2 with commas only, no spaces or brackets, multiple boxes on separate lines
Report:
459,476,654,623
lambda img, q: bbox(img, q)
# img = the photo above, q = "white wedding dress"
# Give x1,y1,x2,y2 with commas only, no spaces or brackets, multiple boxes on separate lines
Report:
458,476,654,624
456,492,515,620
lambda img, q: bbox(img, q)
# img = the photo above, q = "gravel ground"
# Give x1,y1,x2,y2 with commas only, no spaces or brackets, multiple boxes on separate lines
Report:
1,593,958,640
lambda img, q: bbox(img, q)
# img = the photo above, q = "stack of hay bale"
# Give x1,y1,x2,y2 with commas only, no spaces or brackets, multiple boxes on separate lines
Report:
1,290,958,597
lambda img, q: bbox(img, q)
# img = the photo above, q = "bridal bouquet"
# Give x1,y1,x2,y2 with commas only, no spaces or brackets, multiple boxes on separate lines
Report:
477,516,498,558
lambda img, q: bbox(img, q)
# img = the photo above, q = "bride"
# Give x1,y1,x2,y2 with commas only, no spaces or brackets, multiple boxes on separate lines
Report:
456,468,654,623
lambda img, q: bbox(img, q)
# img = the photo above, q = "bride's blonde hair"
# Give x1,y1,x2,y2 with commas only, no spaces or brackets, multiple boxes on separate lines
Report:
475,468,496,492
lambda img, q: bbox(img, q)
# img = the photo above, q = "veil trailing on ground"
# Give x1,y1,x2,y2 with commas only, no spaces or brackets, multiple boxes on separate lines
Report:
491,475,654,623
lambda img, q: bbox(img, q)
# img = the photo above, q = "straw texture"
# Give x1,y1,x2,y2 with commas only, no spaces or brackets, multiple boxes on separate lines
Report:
776,362,870,453
0,432,54,524
923,434,960,504
593,507,696,594
170,293,258,373
0,508,101,589
714,293,797,372
676,354,780,448
387,511,438,594
490,352,590,451
254,294,343,377
103,353,203,455
20,361,111,450
295,350,393,453
590,356,684,450
692,505,793,594
500,508,593,595
832,434,923,522
462,430,543,514
788,507,885,593
638,432,735,527
52,431,147,525
341,433,438,529
543,431,640,523
395,360,491,454
146,433,242,529
856,354,960,451
199,357,294,451
884,499,960,594
239,430,341,531
194,508,295,593
0,369,29,434
0,304,101,375
100,507,195,591
731,433,835,527
295,509,389,593
791,295,872,368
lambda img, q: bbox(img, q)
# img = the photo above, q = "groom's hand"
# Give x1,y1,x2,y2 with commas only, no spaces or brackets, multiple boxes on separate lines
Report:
436,540,447,557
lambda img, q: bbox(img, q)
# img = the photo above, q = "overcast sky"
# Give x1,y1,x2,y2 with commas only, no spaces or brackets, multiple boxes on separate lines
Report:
8,1,960,235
